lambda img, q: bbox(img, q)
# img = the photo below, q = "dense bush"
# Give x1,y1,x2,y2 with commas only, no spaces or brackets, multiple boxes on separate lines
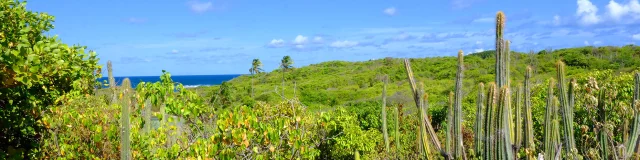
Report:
0,0,101,158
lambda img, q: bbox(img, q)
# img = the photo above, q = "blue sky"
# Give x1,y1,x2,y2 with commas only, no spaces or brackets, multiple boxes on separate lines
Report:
26,0,640,76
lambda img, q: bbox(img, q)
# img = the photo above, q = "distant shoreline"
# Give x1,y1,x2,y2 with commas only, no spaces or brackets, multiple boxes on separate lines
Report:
97,74,243,88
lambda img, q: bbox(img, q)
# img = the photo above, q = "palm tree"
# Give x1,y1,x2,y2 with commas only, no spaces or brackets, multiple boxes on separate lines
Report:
280,56,293,96
249,59,263,98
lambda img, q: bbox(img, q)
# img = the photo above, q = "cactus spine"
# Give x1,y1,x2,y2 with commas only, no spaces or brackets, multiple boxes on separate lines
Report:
475,83,485,158
514,84,523,154
523,66,536,160
120,78,132,160
382,75,390,153
484,83,498,160
556,61,577,158
453,50,465,159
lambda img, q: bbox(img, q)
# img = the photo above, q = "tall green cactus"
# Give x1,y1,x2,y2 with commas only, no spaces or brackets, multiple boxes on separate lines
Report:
523,66,536,160
552,97,562,160
504,40,511,88
626,72,640,159
382,75,390,153
419,82,431,157
447,91,454,156
597,88,608,159
422,93,432,157
484,83,498,160
404,59,447,158
395,103,401,156
556,61,577,158
496,86,515,160
453,50,465,159
495,11,508,88
514,84,523,154
107,60,117,103
544,79,558,160
475,83,485,158
120,78,132,160
143,99,152,133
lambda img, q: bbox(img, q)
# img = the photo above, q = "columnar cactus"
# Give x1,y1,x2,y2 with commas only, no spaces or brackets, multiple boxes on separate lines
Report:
504,40,511,87
475,83,485,158
403,59,446,158
514,84,523,153
108,60,117,103
447,91,454,155
453,50,465,159
544,79,558,160
495,11,509,88
597,89,608,159
120,78,132,160
626,72,640,158
523,66,536,160
395,103,401,156
484,83,498,160
382,75,390,153
556,61,577,158
419,82,431,157
496,86,515,160
143,99,152,133
552,97,562,160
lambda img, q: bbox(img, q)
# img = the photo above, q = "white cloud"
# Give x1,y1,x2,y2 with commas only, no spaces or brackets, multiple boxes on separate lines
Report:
473,48,485,53
127,17,147,24
384,7,396,15
330,40,359,48
451,0,478,9
633,33,640,40
593,41,602,45
293,35,308,45
576,0,601,25
295,45,304,49
268,39,285,47
472,17,493,23
606,0,640,21
584,41,590,45
475,41,483,45
553,15,561,25
313,36,323,43
171,49,179,54
188,1,213,13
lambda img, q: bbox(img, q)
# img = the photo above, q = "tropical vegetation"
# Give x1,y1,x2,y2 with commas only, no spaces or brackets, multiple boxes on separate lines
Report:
4,0,640,159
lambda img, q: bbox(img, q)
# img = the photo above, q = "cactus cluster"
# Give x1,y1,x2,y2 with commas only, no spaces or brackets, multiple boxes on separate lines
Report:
395,10,640,160
556,61,577,158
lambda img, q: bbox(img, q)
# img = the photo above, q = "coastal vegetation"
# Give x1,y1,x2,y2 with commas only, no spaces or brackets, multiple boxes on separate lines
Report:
4,0,640,159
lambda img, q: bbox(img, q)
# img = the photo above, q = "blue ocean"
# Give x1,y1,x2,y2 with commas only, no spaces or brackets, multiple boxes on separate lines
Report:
98,74,243,88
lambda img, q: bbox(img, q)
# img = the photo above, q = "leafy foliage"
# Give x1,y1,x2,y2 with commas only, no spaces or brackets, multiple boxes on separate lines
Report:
0,0,101,158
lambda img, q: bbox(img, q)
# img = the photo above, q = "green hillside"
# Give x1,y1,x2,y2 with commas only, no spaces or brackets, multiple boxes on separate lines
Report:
213,45,640,119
